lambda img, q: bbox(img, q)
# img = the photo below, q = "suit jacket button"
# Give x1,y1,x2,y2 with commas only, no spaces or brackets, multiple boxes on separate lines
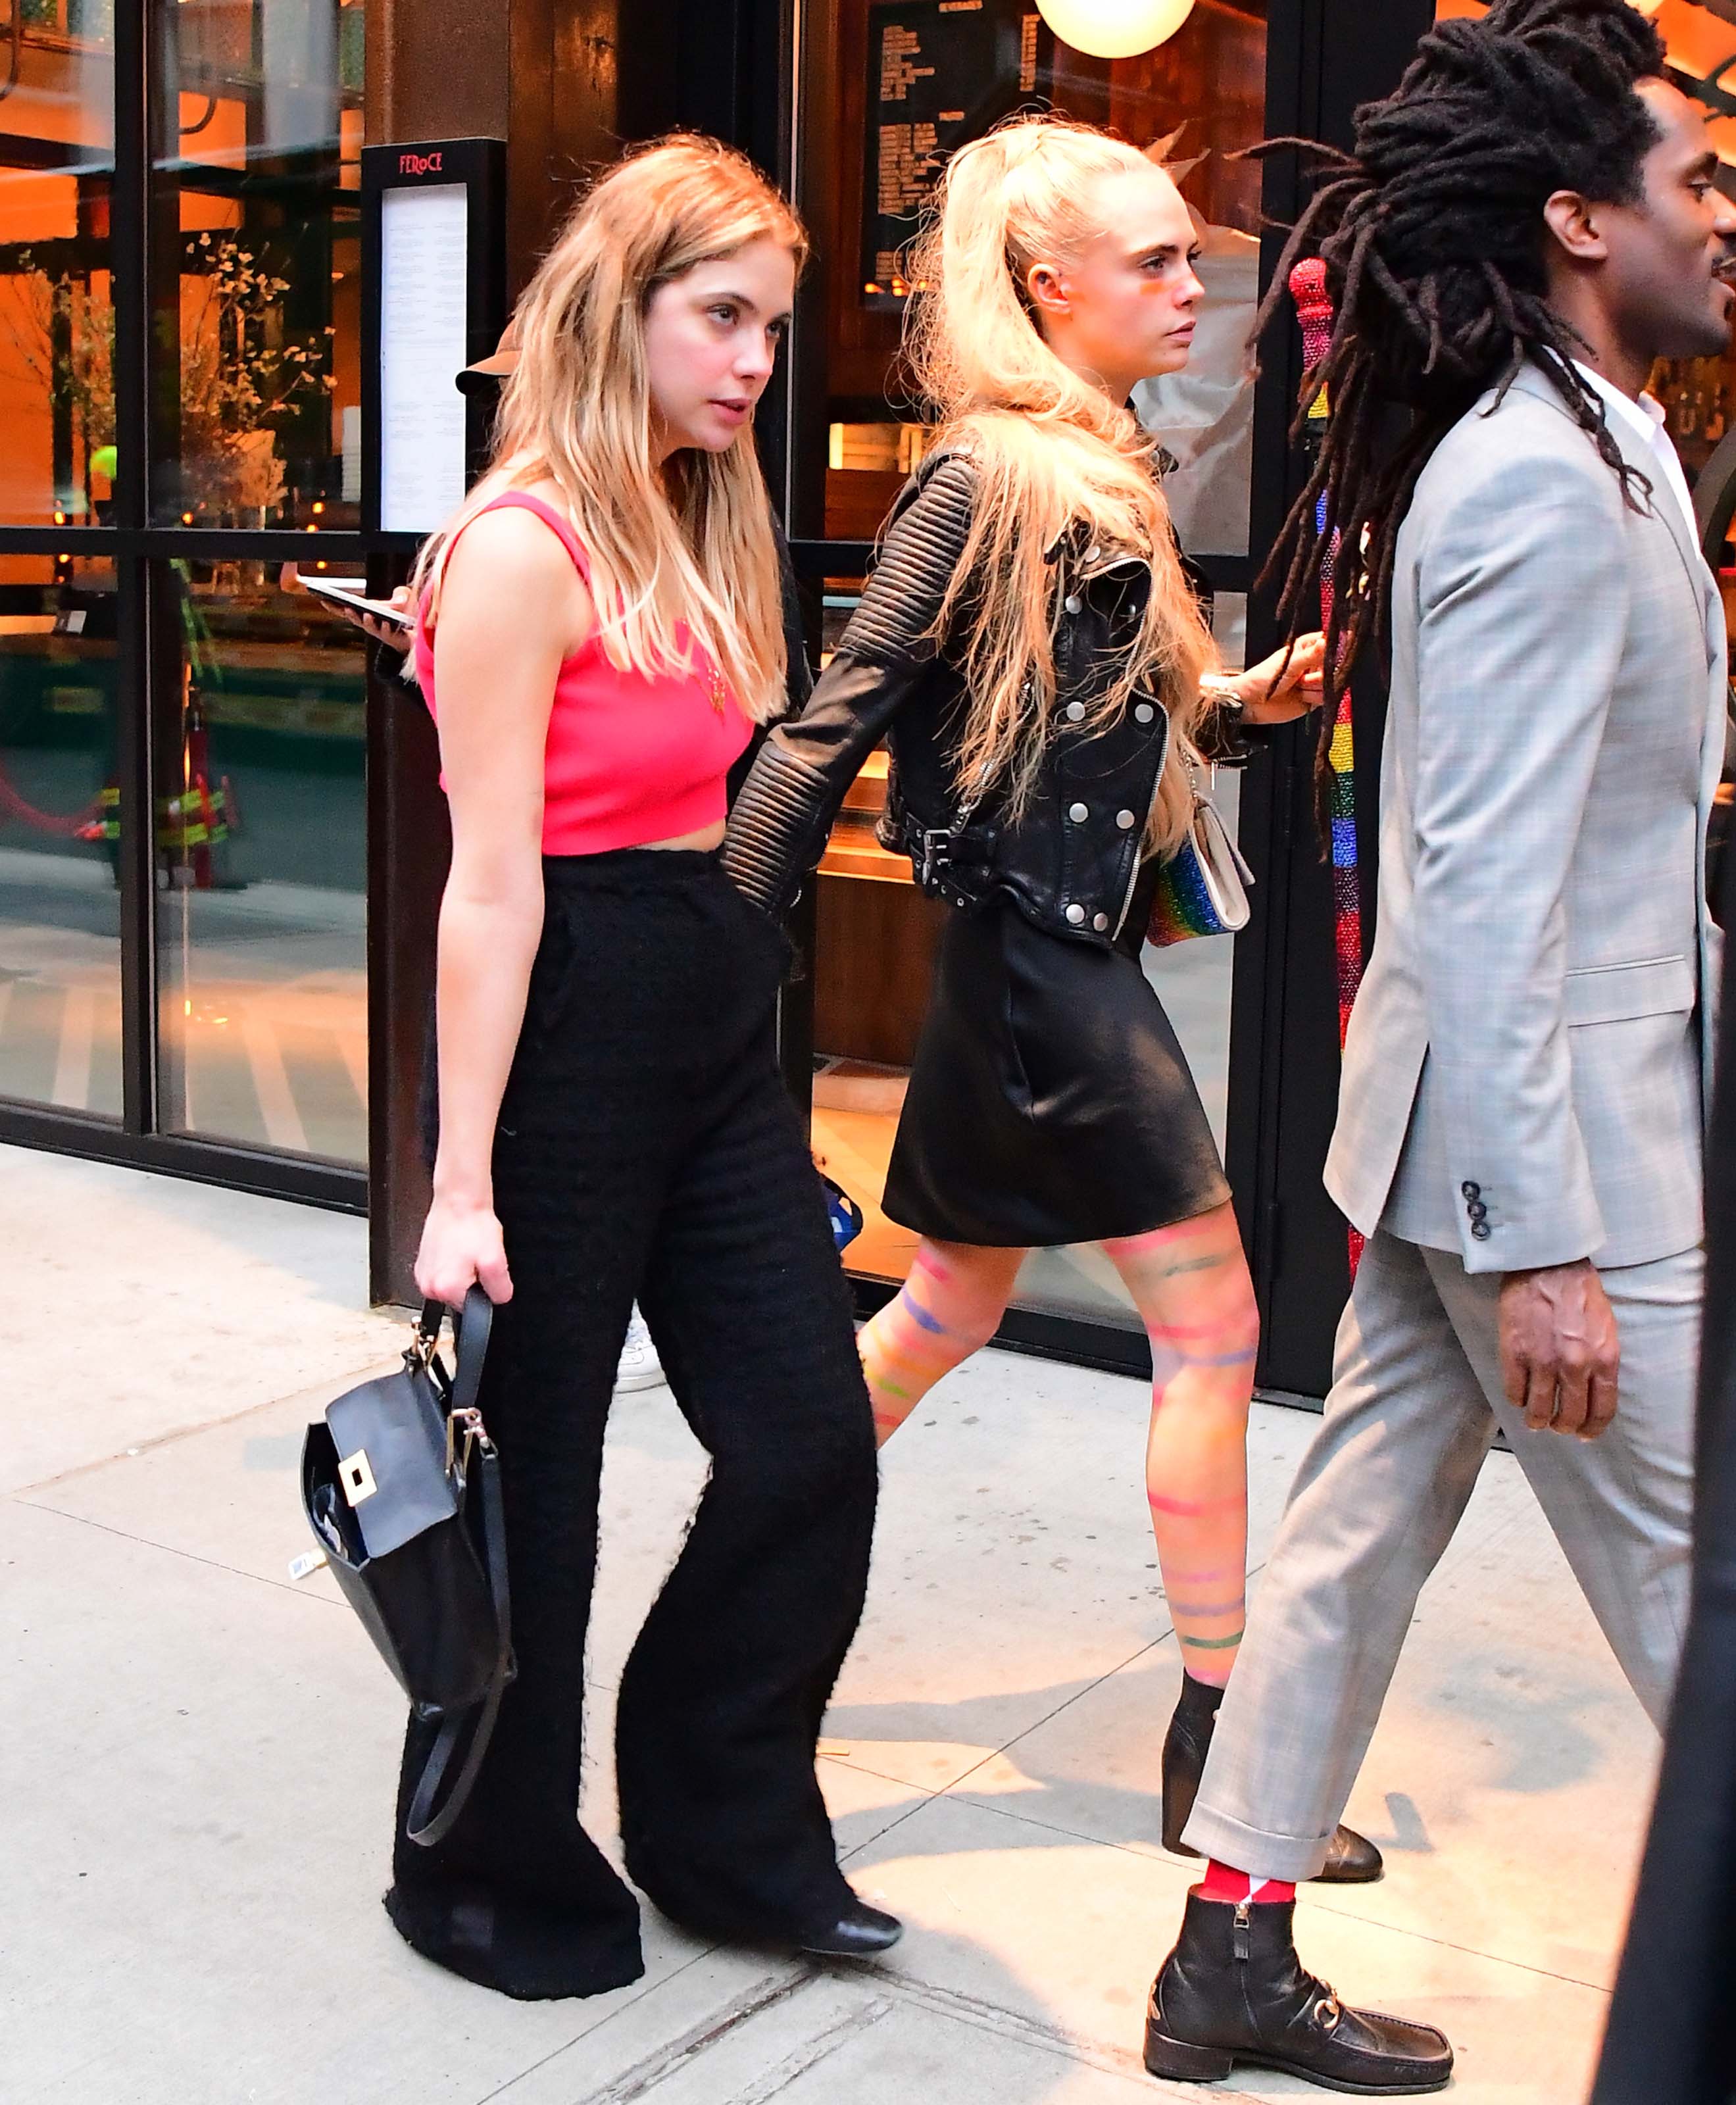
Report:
1068,801,1089,822
1472,1222,1493,1241
1092,912,1109,931
1064,902,1086,924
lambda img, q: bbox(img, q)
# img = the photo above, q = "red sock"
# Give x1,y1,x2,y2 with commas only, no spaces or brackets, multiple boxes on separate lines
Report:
1200,1858,1295,1905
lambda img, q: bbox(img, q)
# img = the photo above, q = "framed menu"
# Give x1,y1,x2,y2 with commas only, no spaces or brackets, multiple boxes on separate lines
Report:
360,137,507,543
860,0,1054,312
377,183,470,535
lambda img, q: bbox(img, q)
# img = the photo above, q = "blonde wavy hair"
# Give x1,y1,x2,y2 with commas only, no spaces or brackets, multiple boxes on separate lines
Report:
414,134,806,723
906,116,1214,854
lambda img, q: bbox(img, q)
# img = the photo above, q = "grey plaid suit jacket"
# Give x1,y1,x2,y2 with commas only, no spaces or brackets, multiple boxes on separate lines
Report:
1325,360,1726,1275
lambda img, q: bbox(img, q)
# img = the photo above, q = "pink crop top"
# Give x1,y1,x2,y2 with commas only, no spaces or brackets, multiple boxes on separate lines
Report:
414,492,754,855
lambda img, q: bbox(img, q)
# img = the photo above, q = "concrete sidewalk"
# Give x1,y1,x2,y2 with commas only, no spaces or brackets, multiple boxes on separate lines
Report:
4,1143,1655,2104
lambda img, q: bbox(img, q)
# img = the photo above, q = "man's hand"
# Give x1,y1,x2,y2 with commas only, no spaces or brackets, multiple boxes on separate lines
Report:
1497,1260,1620,1439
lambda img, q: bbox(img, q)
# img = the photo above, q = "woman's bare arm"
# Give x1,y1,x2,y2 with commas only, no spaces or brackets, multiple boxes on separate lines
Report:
416,506,591,1305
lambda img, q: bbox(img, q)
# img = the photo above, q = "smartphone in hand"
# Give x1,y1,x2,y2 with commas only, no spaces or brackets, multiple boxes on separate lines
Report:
298,574,414,630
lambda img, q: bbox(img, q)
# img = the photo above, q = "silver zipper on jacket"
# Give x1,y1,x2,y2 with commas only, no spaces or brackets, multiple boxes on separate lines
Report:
1109,704,1170,941
1052,547,1165,943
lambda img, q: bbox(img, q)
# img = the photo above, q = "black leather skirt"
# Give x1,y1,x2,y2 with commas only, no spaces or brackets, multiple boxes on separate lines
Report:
881,869,1230,1249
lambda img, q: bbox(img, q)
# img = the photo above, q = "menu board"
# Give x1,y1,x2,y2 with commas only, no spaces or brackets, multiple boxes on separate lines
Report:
861,0,1053,311
378,182,470,533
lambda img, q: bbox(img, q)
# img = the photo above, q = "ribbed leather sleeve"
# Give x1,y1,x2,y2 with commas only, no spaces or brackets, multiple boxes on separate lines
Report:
721,455,980,914
1195,706,1276,768
831,453,980,666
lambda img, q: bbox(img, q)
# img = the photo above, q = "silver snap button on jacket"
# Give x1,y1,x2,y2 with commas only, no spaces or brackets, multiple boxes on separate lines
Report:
1116,808,1135,830
1064,902,1085,924
1065,701,1086,722
1064,594,1081,614
1068,801,1088,823
1134,702,1155,724
1092,912,1109,931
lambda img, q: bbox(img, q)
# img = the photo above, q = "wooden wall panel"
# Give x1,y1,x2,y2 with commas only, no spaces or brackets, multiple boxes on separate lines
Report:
813,878,946,1070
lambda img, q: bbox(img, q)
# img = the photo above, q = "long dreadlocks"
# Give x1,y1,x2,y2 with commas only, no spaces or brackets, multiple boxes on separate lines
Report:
1256,0,1666,818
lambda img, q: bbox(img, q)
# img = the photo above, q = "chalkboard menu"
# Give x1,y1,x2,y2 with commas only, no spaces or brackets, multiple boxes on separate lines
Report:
860,0,1053,312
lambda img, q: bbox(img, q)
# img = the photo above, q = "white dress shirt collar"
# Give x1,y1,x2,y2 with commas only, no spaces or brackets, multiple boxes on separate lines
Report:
1570,359,1699,550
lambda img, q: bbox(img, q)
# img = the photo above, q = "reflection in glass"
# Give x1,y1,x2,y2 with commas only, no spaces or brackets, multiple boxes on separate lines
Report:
0,2,114,526
0,556,122,1114
1136,222,1260,558
152,0,364,528
155,564,366,1162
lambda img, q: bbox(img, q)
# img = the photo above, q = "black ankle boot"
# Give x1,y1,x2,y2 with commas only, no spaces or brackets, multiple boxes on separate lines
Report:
1159,1673,1226,1856
1145,1892,1452,2093
1160,1673,1385,1885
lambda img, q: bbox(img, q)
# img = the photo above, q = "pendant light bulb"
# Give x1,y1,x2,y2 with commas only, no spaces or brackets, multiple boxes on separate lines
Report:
1035,0,1197,60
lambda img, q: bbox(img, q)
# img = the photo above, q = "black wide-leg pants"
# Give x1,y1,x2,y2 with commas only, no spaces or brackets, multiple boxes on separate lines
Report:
385,850,878,2000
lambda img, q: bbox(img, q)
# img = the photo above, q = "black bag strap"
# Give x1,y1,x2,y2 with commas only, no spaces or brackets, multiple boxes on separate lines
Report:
414,1289,494,1418
450,1285,493,1416
404,1435,512,1847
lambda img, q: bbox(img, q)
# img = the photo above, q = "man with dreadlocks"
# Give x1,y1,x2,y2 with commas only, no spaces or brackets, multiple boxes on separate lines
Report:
1143,1,1735,2091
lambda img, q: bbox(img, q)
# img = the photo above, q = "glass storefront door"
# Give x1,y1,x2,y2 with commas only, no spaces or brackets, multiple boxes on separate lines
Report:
0,2,120,1121
0,557,123,1118
783,0,1269,1347
0,0,368,1201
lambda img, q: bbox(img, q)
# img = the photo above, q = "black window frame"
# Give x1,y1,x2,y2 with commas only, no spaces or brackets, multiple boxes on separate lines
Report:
0,1,366,1212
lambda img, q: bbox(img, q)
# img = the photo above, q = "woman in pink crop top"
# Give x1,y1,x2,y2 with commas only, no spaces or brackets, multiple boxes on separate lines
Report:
378,136,891,2001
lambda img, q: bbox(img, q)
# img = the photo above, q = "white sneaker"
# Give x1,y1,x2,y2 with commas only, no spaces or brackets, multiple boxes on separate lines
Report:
614,1306,667,1393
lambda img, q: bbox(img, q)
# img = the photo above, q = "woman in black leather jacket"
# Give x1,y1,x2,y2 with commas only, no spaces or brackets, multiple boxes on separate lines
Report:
722,116,1370,1876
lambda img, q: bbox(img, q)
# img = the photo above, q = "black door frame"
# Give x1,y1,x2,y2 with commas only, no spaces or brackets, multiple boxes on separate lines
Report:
1228,0,1434,1400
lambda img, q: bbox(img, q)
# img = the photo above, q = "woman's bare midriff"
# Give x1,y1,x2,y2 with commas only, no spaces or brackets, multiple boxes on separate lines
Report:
643,820,727,852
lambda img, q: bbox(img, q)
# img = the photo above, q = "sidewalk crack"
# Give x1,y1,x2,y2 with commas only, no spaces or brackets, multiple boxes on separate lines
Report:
5,1349,407,1497
5,1495,343,1604
870,1969,1252,2098
709,1993,893,2102
483,1963,814,2104
932,1553,1277,1796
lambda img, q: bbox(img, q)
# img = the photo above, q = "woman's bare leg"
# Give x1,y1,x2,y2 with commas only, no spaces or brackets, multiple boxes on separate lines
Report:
857,1239,1029,1446
1104,1204,1258,1685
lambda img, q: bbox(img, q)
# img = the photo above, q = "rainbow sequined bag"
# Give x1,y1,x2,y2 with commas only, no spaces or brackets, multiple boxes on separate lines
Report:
1146,766,1254,947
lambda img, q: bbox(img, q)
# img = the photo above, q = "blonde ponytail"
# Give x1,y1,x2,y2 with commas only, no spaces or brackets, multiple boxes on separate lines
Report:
906,118,1213,855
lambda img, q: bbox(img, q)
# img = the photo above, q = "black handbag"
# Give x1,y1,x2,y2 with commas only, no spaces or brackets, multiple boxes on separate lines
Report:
301,1287,513,1846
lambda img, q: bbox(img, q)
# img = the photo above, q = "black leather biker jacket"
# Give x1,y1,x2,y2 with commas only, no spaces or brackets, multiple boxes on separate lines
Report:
722,449,1258,951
